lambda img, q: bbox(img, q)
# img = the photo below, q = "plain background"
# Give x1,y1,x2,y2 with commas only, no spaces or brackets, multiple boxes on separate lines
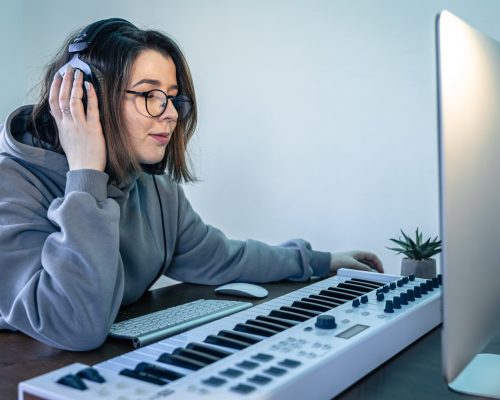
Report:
2,1,499,285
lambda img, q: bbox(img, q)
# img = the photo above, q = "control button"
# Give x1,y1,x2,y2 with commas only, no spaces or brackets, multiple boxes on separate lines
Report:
403,276,409,284
400,292,408,305
57,374,88,391
360,295,368,304
409,274,416,281
264,367,288,377
384,300,394,313
77,367,106,383
377,292,385,301
202,376,227,387
397,279,404,287
406,289,415,302
252,353,274,362
383,285,390,293
414,286,422,298
352,299,360,308
420,283,428,294
304,326,313,331
437,274,442,285
426,280,434,291
248,375,272,385
220,368,243,378
432,277,439,288
390,282,396,290
392,296,401,309
315,315,337,329
278,359,302,368
231,383,256,394
237,360,259,370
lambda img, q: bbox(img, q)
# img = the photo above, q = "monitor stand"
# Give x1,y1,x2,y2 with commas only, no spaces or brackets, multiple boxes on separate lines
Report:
448,354,500,398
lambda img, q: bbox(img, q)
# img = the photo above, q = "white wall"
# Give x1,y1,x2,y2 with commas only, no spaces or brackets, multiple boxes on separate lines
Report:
2,0,500,275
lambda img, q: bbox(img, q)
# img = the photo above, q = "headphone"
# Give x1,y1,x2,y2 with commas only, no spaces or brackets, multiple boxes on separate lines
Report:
58,18,136,107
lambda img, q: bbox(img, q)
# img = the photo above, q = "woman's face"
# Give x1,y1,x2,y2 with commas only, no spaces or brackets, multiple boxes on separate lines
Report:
122,49,178,165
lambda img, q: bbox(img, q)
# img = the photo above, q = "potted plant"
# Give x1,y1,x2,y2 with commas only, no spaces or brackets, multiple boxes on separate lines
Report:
387,228,442,279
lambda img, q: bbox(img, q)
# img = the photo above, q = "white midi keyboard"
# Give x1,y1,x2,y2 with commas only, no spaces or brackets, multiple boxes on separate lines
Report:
18,269,442,400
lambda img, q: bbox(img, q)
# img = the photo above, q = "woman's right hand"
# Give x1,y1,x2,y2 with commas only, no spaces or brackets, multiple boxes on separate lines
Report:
49,65,107,172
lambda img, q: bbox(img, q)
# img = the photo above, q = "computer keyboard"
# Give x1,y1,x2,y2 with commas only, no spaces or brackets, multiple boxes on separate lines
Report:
108,299,253,348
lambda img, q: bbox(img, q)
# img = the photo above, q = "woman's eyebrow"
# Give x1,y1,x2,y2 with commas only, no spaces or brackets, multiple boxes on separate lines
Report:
131,78,178,91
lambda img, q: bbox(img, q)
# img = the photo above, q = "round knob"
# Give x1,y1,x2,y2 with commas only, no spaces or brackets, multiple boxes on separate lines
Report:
352,299,360,308
390,282,396,290
397,279,404,287
315,315,337,329
384,300,394,313
403,276,409,284
377,292,385,301
409,274,416,281
432,277,439,288
414,286,422,298
406,289,415,302
400,292,408,305
393,296,401,309
360,295,368,304
437,274,442,285
426,280,434,291
383,285,390,293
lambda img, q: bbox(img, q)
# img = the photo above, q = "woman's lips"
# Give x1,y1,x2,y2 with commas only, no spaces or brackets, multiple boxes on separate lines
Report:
149,133,170,145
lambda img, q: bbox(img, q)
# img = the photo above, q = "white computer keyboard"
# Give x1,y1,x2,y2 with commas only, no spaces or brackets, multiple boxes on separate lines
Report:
109,299,252,348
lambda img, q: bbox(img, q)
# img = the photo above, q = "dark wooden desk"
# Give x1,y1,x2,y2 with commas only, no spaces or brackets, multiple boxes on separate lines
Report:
1,280,496,399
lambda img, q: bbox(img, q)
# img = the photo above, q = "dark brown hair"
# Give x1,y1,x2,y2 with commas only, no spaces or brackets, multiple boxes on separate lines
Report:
27,22,197,184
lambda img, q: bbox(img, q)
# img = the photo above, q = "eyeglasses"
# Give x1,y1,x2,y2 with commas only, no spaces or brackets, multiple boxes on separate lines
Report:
125,89,192,119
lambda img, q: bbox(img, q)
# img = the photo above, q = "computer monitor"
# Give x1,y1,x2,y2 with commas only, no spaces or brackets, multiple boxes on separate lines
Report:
437,10,500,398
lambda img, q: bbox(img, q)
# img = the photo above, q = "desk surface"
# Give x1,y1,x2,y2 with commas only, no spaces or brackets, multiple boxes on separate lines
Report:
0,280,495,400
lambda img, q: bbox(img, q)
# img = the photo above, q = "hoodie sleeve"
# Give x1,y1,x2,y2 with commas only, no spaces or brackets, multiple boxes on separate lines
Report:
0,158,124,351
166,185,331,285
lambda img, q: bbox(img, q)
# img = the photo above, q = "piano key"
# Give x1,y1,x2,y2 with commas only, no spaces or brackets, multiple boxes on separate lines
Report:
256,314,299,327
135,362,184,382
327,286,362,297
233,323,279,337
309,294,344,306
157,353,207,371
218,329,263,345
300,297,336,310
186,342,232,359
119,368,167,386
292,300,331,312
269,309,309,322
204,334,251,350
245,319,287,332
351,278,385,287
173,348,220,364
319,289,356,301
279,306,321,318
337,282,372,293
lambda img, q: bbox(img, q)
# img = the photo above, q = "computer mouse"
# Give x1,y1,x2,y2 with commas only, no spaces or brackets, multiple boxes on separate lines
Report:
214,282,269,299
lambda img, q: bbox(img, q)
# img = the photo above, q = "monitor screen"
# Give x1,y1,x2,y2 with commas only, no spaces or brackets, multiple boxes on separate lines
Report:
437,10,500,398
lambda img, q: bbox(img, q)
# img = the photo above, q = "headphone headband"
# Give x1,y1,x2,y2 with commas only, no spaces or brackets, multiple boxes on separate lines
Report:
68,18,135,54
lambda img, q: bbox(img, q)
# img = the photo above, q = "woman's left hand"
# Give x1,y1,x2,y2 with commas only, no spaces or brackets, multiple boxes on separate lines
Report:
330,250,384,274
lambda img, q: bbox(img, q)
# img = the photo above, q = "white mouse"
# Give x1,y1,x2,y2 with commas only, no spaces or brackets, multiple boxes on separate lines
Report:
214,282,269,299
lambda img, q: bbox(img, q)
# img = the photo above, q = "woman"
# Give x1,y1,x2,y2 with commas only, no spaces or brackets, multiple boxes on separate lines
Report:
0,18,383,351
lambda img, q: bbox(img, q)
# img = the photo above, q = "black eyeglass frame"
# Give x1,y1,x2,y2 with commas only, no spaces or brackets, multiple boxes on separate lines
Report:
125,89,192,119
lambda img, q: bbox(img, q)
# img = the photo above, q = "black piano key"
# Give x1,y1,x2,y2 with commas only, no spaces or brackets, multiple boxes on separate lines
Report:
351,278,384,287
119,368,167,385
234,323,278,337
76,367,106,383
301,297,336,309
135,362,184,382
186,342,232,359
157,353,207,371
173,348,220,364
327,286,361,297
269,309,309,322
337,282,371,293
309,294,344,306
280,305,321,318
56,374,88,391
319,289,356,301
255,315,298,328
293,300,330,312
246,319,287,332
219,329,263,344
204,334,250,350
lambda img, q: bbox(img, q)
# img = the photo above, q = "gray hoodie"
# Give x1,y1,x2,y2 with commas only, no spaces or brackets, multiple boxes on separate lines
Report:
0,105,330,351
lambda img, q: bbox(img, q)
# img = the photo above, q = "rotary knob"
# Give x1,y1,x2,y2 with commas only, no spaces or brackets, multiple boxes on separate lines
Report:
315,315,337,329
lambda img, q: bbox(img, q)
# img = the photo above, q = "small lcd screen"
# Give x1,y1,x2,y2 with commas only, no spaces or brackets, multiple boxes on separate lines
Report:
336,324,370,339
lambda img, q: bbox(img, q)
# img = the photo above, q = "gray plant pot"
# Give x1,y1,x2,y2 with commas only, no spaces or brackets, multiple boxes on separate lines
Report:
401,258,436,279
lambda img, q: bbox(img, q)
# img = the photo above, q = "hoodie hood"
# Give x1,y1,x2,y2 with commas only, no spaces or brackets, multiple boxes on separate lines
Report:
0,105,69,178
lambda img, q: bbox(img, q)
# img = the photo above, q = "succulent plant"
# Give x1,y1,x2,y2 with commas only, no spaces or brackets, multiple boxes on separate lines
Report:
387,228,442,260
